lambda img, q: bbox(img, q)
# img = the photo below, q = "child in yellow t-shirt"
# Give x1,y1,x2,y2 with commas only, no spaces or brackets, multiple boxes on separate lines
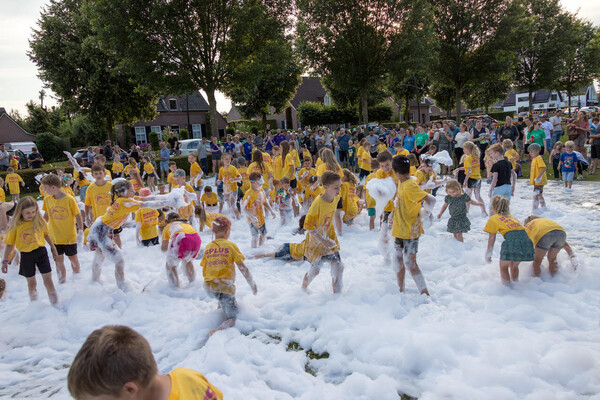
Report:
126,159,144,194
271,145,283,180
502,139,519,171
2,196,59,304
528,143,547,211
237,157,250,194
172,169,196,221
391,156,436,296
135,188,161,247
461,141,487,216
393,141,410,158
9,155,19,170
484,196,534,286
524,215,577,277
5,167,24,201
200,186,219,209
161,212,201,288
340,168,359,224
195,206,225,232
297,157,316,198
301,171,344,294
242,172,276,248
166,161,177,191
67,325,223,400
0,177,5,202
84,164,113,227
188,153,204,201
217,153,241,219
142,156,157,192
41,174,83,284
200,215,257,335
302,175,323,213
358,141,372,180
364,159,380,230
111,156,124,178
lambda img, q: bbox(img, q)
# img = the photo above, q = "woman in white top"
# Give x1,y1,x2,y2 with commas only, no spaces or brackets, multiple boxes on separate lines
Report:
454,122,471,163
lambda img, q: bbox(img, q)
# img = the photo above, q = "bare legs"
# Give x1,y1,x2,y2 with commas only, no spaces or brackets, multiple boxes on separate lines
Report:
166,259,195,288
55,254,80,284
27,273,58,304
394,250,429,296
499,261,520,285
301,261,344,294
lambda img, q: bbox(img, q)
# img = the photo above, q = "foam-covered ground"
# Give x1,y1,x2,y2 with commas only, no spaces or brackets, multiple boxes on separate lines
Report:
0,179,599,399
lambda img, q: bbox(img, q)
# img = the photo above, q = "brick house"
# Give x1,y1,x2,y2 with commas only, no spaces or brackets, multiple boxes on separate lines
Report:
120,91,228,144
0,107,36,142
388,98,434,123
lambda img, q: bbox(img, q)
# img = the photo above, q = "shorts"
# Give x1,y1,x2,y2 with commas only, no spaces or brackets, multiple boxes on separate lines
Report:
573,134,586,147
88,221,124,263
339,150,348,163
591,144,600,159
467,178,481,189
113,227,123,235
290,178,297,189
536,229,567,251
394,237,419,255
368,207,375,217
562,171,574,182
206,289,238,319
205,203,218,207
169,232,201,261
249,223,267,237
160,161,169,172
55,243,78,257
79,185,89,202
274,243,293,261
382,211,391,223
212,153,222,161
19,247,52,278
492,184,512,201
533,185,544,194
309,251,341,267
193,185,203,192
142,236,159,247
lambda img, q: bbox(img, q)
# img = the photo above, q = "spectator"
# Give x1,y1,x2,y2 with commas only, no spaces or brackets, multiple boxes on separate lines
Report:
498,116,519,143
549,110,564,146
210,136,222,174
28,147,44,169
0,145,9,171
167,131,179,155
197,137,209,173
273,129,287,146
337,128,351,167
103,140,113,160
159,141,170,181
540,115,554,150
129,144,140,164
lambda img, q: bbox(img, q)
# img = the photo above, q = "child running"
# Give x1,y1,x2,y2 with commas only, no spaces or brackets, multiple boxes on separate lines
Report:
200,186,219,209
276,177,295,225
142,156,158,192
301,171,344,294
364,159,380,230
437,179,483,242
200,216,257,335
461,141,487,216
161,212,201,288
484,196,535,286
41,174,83,283
390,156,436,295
524,215,577,277
2,197,59,304
487,143,516,204
242,172,275,248
528,143,547,211
67,325,222,400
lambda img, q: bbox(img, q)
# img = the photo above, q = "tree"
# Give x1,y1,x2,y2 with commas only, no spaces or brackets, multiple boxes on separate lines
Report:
554,14,600,116
90,0,291,138
429,84,456,118
513,0,570,113
387,72,430,123
29,0,157,143
430,0,519,122
464,75,511,114
223,4,301,130
296,0,428,126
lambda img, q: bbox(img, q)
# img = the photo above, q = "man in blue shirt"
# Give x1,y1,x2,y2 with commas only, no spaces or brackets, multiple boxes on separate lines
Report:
337,129,351,167
243,140,253,161
159,141,170,182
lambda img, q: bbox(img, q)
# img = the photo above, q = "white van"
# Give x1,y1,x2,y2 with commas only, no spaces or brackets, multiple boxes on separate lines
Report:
4,141,36,156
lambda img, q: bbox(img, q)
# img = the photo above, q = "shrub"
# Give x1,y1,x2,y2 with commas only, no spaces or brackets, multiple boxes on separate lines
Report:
225,126,235,136
35,132,70,162
149,131,160,150
0,166,74,193
179,129,189,140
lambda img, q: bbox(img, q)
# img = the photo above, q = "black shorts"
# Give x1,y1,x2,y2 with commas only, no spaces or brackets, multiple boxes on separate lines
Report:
142,236,159,247
274,243,293,261
6,202,16,217
591,144,600,159
467,178,481,189
19,247,52,278
113,227,123,235
55,243,78,257
290,178,297,189
339,150,348,162
308,251,341,267
394,237,419,254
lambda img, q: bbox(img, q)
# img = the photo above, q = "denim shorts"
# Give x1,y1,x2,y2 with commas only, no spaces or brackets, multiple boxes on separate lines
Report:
492,184,512,201
160,161,169,172
394,237,419,254
536,230,566,250
206,289,238,319
562,171,574,182
249,223,267,237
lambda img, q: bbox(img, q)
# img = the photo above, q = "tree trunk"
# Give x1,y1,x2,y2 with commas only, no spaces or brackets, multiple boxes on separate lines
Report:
567,89,572,117
106,115,113,143
262,112,267,131
403,95,410,123
206,88,219,138
455,85,461,124
361,88,369,126
528,90,533,115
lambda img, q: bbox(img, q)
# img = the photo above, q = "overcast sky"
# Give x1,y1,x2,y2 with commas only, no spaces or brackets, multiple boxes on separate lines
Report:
2,0,599,117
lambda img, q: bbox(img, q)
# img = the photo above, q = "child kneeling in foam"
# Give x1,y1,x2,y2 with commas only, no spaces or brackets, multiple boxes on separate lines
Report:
161,211,201,288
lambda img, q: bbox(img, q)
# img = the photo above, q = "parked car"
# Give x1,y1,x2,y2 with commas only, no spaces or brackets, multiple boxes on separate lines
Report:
7,149,29,169
178,139,208,156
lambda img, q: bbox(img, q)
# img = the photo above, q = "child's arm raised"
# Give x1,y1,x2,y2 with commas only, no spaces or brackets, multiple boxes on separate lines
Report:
485,233,496,263
236,261,258,294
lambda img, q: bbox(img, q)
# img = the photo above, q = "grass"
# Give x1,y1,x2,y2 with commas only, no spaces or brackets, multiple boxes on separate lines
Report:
517,150,600,182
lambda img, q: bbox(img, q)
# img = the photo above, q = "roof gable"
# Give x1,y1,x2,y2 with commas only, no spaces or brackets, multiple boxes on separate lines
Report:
156,91,210,112
290,77,327,109
0,108,36,142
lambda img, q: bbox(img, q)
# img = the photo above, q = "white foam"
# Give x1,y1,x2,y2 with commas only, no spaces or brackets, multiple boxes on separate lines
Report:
365,177,397,217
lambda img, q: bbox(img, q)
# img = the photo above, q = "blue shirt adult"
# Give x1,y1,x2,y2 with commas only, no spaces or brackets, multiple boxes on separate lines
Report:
338,133,351,151
243,142,253,161
274,133,287,146
404,135,416,152
449,126,459,138
160,147,170,162
224,142,235,154
560,152,577,173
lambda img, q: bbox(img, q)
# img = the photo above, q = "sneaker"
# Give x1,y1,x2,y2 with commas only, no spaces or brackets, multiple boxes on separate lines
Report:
577,174,584,180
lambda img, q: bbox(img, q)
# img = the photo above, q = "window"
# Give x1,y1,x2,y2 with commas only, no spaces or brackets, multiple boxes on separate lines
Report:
134,126,146,144
169,98,178,110
192,124,202,139
170,125,180,134
281,120,286,129
551,94,558,101
517,96,528,102
151,126,161,134
324,94,331,106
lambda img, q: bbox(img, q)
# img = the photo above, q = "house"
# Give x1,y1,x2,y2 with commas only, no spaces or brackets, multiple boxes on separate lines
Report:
563,85,598,109
119,91,228,144
228,77,329,130
0,107,36,143
389,98,435,123
501,85,597,113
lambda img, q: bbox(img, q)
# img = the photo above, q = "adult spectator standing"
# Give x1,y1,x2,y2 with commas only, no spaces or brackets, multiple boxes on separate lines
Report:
498,117,519,143
366,128,378,157
0,145,9,171
129,144,140,164
489,121,499,144
253,132,264,148
264,132,275,154
568,111,590,161
549,110,563,146
167,131,179,156
273,129,287,146
210,136,222,174
470,119,490,171
197,137,209,173
159,141,170,182
103,140,113,161
515,117,526,161
28,147,44,169
540,115,554,150
337,128,351,167
242,137,253,161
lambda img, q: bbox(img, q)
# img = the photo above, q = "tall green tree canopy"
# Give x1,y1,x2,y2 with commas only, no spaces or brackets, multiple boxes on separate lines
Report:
430,0,519,122
28,0,157,142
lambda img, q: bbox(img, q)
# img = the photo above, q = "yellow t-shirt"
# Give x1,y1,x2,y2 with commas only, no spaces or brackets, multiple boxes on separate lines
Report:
135,208,160,240
375,168,398,212
167,172,176,187
103,168,112,181
340,181,358,215
62,186,75,197
124,164,139,177
530,155,547,186
202,212,226,231
6,173,23,194
101,197,142,229
85,181,113,220
42,194,80,244
316,158,323,169
167,367,223,400
316,162,343,178
291,148,301,168
201,192,219,206
172,183,196,219
272,155,283,180
464,154,481,180
415,170,434,194
302,149,312,162
4,220,48,253
238,166,250,193
297,167,316,193
504,149,519,170
364,172,377,209
377,143,387,153
358,147,372,171
525,218,565,247
9,158,18,170
111,161,124,174
162,221,196,242
0,187,5,202
289,240,305,260
283,153,296,180
143,162,155,175
218,165,241,194
392,178,428,240
74,168,91,186
200,238,245,295
484,214,525,237
304,185,324,202
410,165,417,176
262,152,272,167
394,149,410,157
190,161,202,186
248,162,272,190
303,194,341,262
243,188,268,228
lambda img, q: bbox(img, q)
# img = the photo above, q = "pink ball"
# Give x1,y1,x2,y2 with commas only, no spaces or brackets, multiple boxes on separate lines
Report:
139,188,151,197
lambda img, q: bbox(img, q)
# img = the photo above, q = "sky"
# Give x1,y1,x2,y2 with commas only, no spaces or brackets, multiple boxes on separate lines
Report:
1,0,599,118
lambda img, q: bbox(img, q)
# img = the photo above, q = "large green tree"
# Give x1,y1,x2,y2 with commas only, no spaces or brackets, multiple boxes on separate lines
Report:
430,0,519,122
554,14,600,116
512,0,570,113
28,0,157,142
296,0,429,126
429,84,456,118
464,75,511,113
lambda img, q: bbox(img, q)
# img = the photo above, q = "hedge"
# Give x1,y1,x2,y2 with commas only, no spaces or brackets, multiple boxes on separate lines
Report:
229,119,278,134
0,166,75,193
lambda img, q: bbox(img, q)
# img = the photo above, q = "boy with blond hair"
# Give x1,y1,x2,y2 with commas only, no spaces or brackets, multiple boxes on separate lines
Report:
558,140,577,190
